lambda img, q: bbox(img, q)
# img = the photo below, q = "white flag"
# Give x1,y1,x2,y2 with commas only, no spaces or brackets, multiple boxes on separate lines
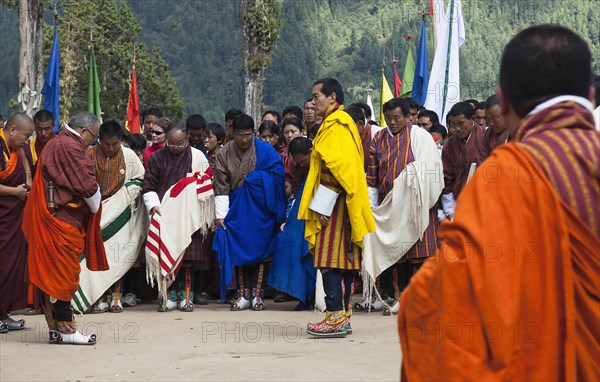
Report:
424,0,465,127
366,92,375,123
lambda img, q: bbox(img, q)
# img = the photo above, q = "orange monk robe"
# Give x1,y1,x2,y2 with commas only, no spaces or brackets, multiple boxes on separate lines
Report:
22,156,108,302
398,144,599,381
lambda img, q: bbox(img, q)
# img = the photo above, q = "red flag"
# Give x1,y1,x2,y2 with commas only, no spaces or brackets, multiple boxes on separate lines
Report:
125,67,141,133
393,66,402,97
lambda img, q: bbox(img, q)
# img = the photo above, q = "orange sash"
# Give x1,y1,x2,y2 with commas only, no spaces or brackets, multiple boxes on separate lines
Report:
398,143,599,381
22,156,108,302
0,128,17,180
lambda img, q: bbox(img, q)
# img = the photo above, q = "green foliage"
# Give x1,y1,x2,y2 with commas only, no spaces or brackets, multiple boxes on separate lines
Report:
245,0,283,72
2,0,599,123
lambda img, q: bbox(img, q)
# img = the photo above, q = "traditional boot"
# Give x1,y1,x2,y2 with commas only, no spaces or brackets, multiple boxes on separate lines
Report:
306,311,348,338
56,320,97,345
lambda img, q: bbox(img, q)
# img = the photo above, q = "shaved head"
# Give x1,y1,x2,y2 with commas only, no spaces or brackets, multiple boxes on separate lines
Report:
4,112,34,150
5,112,33,131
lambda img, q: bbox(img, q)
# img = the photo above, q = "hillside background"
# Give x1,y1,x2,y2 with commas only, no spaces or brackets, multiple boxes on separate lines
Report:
0,0,598,123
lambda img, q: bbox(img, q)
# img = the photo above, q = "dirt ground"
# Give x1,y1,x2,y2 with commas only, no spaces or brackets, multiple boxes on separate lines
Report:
0,298,401,381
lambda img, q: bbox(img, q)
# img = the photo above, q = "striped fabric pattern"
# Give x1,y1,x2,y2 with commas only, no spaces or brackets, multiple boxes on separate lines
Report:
476,128,509,164
313,167,361,271
516,101,599,237
442,124,484,197
89,146,126,199
367,125,438,260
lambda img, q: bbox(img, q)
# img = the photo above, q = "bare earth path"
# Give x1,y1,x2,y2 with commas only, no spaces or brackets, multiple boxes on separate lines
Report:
1,298,400,381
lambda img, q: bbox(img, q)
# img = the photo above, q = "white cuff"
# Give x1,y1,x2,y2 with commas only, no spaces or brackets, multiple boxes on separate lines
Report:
441,192,456,217
368,187,379,208
84,187,101,213
215,195,230,219
309,184,339,217
143,191,161,212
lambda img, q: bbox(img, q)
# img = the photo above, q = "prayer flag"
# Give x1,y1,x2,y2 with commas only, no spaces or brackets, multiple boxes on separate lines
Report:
125,67,141,133
380,71,394,128
400,47,415,98
88,46,102,122
42,26,60,133
424,0,465,124
412,20,430,105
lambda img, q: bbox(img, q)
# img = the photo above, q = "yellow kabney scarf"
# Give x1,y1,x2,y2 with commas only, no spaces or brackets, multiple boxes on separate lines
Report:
298,104,376,250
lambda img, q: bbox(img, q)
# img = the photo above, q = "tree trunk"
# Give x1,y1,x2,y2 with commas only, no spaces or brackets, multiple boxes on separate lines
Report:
244,71,263,124
18,0,44,116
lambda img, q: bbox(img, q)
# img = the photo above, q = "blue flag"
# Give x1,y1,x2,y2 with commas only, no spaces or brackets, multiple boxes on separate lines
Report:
412,20,429,106
42,27,60,133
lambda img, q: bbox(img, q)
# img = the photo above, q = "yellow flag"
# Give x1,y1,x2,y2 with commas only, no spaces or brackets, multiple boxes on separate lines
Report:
380,71,394,128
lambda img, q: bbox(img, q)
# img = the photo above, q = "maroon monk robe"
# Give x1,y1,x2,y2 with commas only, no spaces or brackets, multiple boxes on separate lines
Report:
0,139,28,311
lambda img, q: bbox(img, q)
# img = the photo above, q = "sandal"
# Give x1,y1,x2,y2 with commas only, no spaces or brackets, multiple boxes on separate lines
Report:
251,296,265,311
109,296,123,313
179,300,194,312
92,301,109,314
158,299,178,312
230,296,250,311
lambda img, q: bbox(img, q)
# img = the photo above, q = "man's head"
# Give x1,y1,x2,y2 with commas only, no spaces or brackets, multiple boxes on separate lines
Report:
345,106,366,134
383,98,410,135
165,123,189,155
416,109,439,131
474,102,486,129
282,105,303,122
404,98,419,123
33,109,55,143
98,120,123,158
303,99,317,126
312,78,344,118
261,110,281,124
186,114,207,146
142,107,163,141
288,136,312,170
484,94,505,134
463,99,479,111
69,111,100,147
350,102,372,122
225,108,243,142
448,102,476,140
232,113,255,151
498,25,592,135
3,113,34,150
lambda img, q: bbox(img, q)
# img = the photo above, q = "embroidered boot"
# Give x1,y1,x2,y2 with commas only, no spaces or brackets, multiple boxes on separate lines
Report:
306,311,348,338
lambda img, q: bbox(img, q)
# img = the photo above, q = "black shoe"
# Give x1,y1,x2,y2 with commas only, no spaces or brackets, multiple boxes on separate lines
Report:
274,292,289,303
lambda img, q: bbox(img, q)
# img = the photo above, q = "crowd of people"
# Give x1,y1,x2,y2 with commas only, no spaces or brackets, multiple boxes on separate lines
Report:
0,23,598,380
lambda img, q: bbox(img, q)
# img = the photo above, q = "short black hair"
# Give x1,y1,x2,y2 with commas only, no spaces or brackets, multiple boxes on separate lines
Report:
165,122,188,135
417,109,440,125
258,120,281,136
308,124,320,139
448,102,475,119
205,122,226,143
127,133,147,151
345,106,366,124
142,107,163,121
282,117,303,132
350,102,372,119
225,108,243,122
404,97,419,109
383,97,410,115
429,124,448,140
475,102,486,111
288,136,312,156
33,109,54,123
463,99,479,109
592,75,600,107
282,105,303,120
186,114,207,131
313,77,344,104
485,94,500,109
500,24,592,118
99,120,123,139
262,110,281,124
232,113,254,131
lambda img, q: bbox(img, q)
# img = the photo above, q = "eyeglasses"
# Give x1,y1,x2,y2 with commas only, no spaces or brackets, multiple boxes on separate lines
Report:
166,142,188,149
82,128,98,141
150,130,164,136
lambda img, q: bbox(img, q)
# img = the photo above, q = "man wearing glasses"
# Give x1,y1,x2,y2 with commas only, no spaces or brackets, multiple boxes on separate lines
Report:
143,122,214,313
23,111,107,345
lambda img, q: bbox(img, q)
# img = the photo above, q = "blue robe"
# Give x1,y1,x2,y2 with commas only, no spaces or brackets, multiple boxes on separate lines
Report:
213,138,286,301
268,182,316,304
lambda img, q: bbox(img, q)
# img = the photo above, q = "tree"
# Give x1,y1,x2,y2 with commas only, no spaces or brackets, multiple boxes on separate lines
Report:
58,0,182,123
240,0,282,121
